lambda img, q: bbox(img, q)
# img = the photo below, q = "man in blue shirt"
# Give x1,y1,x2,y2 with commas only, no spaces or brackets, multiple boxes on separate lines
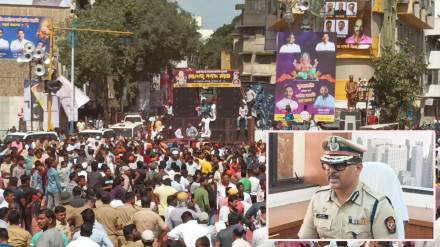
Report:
314,86,335,109
0,228,10,247
72,208,114,247
46,158,62,209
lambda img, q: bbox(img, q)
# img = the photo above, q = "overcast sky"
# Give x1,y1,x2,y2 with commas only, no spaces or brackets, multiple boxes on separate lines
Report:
177,0,244,30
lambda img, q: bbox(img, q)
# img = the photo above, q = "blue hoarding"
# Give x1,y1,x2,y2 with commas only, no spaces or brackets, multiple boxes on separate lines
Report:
0,15,52,59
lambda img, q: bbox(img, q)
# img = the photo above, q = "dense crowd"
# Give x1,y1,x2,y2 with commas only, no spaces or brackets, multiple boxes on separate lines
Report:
0,130,269,247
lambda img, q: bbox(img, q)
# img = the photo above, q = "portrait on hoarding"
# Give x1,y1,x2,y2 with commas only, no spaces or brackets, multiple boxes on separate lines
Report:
324,20,335,33
346,2,357,16
334,2,346,15
336,20,348,37
275,84,298,112
326,2,335,15
10,29,31,54
267,131,435,240
345,18,373,45
279,34,301,53
313,85,335,109
0,28,9,50
315,34,336,52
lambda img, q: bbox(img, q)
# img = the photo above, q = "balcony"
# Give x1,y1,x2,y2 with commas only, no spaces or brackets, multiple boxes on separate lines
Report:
397,0,434,29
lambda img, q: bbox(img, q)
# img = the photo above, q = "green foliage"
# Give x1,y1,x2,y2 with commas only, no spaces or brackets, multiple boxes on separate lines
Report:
198,24,234,69
371,41,427,122
58,0,201,102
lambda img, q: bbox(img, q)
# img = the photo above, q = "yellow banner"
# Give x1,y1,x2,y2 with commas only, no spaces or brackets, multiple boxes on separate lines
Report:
274,114,335,122
175,83,240,88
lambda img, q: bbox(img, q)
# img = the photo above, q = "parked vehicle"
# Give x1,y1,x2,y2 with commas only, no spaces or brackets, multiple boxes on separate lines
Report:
78,129,116,139
110,122,143,138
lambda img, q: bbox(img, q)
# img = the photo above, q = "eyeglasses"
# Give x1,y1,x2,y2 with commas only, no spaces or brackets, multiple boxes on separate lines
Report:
321,162,353,171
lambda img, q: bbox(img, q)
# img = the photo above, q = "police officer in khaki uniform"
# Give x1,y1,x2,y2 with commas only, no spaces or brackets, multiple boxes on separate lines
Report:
298,136,398,239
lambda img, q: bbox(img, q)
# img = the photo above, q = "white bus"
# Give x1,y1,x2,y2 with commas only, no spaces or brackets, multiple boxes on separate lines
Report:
109,122,144,138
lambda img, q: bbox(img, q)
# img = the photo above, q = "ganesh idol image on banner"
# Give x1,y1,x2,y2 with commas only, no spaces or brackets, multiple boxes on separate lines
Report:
275,32,336,123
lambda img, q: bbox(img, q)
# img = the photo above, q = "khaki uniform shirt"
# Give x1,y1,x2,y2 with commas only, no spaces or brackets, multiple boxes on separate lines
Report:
122,240,144,247
132,208,167,234
117,203,139,226
95,204,122,236
7,225,32,247
66,205,87,232
298,182,398,239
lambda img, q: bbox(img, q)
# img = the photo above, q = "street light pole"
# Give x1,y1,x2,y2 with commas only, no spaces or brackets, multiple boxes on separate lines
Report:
28,63,33,131
70,28,75,135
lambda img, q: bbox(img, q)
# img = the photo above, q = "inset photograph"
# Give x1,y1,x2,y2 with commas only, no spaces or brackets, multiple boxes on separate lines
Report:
267,131,435,240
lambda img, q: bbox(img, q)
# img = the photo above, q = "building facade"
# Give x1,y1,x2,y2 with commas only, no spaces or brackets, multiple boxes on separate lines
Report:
233,0,435,118
423,0,440,120
0,3,71,135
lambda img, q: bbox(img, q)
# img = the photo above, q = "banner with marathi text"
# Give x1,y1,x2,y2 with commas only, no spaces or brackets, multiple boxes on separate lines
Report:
173,69,241,88
0,15,52,59
275,32,336,122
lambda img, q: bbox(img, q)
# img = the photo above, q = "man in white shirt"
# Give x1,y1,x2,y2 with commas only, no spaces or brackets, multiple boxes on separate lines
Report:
279,33,301,53
199,114,215,139
185,123,198,139
167,211,211,247
275,85,298,112
252,207,274,247
236,101,248,130
315,34,336,52
10,29,30,54
67,223,99,247
313,85,335,109
0,28,9,51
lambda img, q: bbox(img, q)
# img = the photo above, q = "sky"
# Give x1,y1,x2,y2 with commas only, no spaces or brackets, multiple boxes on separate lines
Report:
177,0,245,30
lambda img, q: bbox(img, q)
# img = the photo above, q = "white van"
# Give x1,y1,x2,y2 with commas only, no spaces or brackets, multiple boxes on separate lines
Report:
109,122,144,138
78,129,116,139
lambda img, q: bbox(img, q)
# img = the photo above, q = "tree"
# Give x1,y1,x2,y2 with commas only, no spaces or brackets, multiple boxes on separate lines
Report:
371,41,427,123
198,24,234,69
57,0,201,121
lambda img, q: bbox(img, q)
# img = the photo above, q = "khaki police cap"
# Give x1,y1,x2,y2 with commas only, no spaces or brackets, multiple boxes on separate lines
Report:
322,136,367,157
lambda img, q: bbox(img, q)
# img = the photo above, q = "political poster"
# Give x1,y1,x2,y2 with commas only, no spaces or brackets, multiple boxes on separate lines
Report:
275,32,336,122
0,0,70,7
0,15,52,59
173,69,241,88
323,0,372,49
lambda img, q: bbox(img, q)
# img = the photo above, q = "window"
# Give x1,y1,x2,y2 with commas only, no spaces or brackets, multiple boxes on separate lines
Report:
242,54,253,63
252,76,271,83
427,69,439,85
269,132,304,193
255,54,276,64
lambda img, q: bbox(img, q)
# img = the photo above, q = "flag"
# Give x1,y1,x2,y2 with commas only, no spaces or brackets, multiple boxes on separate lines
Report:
56,75,90,122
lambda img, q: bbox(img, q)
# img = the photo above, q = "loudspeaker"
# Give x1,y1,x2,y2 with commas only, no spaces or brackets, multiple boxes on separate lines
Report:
173,88,198,117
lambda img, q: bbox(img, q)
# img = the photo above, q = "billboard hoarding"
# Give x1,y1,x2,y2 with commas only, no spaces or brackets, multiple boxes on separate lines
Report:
323,0,372,49
275,32,336,123
0,15,52,59
0,0,69,7
173,69,241,88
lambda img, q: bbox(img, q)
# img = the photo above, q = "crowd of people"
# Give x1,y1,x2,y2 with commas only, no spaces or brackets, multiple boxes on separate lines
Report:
0,127,269,247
